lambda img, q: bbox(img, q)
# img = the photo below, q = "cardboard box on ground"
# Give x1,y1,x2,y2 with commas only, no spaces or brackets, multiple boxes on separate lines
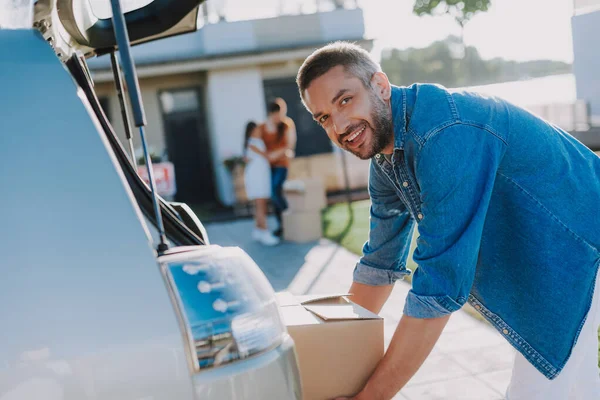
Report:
276,292,384,400
282,178,327,243
284,178,327,212
282,211,322,243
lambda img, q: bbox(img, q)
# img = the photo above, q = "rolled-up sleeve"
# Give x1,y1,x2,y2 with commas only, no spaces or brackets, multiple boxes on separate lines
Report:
404,124,506,319
354,159,415,286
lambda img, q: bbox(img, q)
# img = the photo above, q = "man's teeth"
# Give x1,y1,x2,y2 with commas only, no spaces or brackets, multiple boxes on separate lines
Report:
348,126,365,142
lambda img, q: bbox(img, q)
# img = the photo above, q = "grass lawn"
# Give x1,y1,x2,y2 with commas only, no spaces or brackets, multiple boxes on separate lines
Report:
322,199,600,367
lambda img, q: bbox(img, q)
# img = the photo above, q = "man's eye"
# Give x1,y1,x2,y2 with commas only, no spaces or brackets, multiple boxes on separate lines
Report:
341,97,351,105
319,115,328,124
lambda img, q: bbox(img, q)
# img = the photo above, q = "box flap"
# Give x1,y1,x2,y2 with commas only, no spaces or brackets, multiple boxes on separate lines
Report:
275,291,300,307
283,179,306,193
304,301,381,321
277,291,380,322
297,293,352,305
276,292,351,307
279,303,322,326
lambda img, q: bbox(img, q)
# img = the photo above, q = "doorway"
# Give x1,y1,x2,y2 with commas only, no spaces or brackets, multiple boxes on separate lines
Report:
159,87,216,205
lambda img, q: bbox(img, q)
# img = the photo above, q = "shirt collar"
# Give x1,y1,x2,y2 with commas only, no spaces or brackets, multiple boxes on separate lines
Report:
375,85,407,165
390,85,407,150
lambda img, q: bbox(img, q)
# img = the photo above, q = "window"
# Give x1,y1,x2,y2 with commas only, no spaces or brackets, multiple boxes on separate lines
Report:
263,78,332,157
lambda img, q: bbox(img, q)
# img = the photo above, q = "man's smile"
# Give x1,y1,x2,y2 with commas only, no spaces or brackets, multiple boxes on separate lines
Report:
343,123,368,149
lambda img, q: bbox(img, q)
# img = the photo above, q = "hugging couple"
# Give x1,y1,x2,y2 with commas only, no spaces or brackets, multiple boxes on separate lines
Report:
243,98,296,246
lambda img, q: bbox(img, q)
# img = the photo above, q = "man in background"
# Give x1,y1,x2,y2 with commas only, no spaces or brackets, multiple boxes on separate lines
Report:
261,100,297,237
275,97,298,151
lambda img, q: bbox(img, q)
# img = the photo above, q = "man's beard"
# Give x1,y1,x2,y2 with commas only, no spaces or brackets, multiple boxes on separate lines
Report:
344,93,393,160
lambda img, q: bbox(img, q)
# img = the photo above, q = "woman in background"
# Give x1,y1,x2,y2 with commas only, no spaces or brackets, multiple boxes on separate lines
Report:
243,121,280,246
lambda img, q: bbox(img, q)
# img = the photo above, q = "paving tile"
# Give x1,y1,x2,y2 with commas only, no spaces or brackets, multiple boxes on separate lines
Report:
447,344,515,374
405,353,471,387
435,325,506,354
207,219,514,400
443,311,484,334
206,218,315,291
476,369,513,396
402,375,504,400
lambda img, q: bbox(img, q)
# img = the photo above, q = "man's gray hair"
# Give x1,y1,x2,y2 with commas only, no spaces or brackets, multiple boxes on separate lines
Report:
296,41,381,102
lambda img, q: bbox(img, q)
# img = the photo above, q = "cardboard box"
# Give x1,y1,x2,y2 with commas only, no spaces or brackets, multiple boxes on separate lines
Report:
282,210,322,243
277,292,384,400
305,154,342,191
284,178,327,211
289,157,311,181
289,155,342,192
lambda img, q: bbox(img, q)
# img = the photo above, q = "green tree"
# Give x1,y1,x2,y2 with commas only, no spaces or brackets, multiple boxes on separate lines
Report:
413,0,491,54
380,35,571,88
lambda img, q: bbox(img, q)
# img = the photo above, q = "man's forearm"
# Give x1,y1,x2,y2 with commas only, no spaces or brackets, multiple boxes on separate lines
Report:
357,314,450,400
348,281,394,314
268,148,287,161
288,127,297,152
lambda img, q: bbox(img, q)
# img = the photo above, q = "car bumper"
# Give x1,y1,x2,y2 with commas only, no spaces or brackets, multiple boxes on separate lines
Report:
192,334,302,400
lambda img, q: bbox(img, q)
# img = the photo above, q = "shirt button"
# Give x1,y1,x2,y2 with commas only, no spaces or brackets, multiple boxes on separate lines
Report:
475,305,481,310
402,181,409,187
417,213,423,220
376,154,381,159
502,329,509,335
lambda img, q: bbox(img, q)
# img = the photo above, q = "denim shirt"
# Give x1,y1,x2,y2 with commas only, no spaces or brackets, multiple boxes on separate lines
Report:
355,84,600,379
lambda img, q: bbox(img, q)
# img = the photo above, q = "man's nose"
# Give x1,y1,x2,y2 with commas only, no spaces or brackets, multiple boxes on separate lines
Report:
332,114,350,137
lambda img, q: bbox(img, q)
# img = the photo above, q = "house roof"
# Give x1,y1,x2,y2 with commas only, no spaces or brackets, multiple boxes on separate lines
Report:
88,7,370,80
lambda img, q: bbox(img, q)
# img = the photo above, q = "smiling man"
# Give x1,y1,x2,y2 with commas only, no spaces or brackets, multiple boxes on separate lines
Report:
297,42,600,400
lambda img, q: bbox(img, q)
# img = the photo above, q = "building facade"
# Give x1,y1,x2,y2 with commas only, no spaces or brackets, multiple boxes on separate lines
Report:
89,6,372,206
572,0,600,125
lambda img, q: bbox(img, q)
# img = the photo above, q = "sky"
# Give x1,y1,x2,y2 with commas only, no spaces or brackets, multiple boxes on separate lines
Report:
89,0,576,63
362,0,574,63
217,0,576,62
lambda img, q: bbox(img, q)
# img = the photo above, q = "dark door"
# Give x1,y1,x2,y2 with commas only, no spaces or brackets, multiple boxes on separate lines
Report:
263,78,332,157
159,87,216,204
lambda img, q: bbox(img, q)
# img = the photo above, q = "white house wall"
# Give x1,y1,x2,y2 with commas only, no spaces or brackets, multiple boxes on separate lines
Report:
207,67,267,205
572,9,600,124
319,7,365,43
202,20,257,54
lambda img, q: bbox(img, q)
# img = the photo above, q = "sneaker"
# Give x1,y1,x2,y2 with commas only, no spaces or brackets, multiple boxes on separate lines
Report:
259,230,280,246
252,228,263,242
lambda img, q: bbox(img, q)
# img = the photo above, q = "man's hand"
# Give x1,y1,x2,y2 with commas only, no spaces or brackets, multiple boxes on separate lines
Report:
341,282,450,399
358,314,450,399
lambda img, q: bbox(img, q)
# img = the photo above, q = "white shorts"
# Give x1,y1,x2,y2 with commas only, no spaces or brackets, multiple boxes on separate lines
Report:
506,270,600,399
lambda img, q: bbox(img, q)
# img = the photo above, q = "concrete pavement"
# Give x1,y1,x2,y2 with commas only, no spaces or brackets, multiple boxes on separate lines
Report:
206,217,514,400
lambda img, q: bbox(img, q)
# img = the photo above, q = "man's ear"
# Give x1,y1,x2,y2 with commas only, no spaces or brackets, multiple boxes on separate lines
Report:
371,72,391,101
